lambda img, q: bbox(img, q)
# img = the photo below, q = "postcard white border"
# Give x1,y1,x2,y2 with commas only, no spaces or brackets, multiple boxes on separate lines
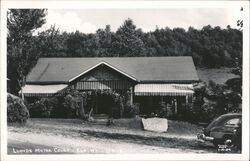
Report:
1,1,249,161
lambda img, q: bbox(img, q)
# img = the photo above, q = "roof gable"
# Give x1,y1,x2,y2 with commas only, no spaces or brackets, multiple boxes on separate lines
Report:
26,56,199,84
69,61,137,82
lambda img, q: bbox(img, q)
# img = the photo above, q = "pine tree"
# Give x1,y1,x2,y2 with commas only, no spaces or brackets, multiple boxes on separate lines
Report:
113,18,147,57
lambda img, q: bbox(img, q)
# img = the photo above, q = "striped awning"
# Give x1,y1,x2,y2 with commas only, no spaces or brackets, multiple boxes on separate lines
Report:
20,84,68,97
76,80,132,90
134,84,194,96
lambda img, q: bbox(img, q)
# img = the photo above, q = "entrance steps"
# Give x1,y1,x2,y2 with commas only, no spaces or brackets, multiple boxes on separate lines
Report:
91,114,110,125
92,114,109,119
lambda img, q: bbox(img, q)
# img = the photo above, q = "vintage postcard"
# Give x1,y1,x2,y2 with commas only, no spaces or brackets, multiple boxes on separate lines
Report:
1,0,249,161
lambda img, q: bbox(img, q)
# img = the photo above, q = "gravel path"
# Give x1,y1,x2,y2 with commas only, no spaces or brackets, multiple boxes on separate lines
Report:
8,132,196,154
7,119,216,154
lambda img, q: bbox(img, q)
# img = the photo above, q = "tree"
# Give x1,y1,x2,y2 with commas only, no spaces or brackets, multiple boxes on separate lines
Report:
113,18,147,57
7,9,47,96
140,32,161,57
37,25,67,57
95,25,113,57
65,31,88,57
225,51,242,100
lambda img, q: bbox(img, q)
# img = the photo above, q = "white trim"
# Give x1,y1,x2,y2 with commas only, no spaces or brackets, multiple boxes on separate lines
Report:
19,84,68,94
134,83,194,96
68,61,137,82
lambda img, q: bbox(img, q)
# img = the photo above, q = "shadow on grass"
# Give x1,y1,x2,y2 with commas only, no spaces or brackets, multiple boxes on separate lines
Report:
78,130,217,152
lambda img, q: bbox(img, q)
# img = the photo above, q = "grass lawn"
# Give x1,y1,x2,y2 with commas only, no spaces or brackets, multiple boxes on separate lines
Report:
197,67,238,84
8,118,217,154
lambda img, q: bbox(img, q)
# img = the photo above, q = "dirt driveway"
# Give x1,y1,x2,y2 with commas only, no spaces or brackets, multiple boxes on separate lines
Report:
8,118,216,154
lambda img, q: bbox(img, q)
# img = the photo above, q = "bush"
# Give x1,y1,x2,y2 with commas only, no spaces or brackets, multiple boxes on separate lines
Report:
189,82,223,122
62,89,127,119
7,93,29,123
199,98,218,122
222,92,242,113
157,101,167,118
29,97,59,118
62,89,88,119
111,93,125,118
189,80,242,123
63,94,81,118
124,103,140,118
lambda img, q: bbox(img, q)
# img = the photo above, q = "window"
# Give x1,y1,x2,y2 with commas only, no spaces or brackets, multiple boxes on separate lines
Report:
225,118,241,126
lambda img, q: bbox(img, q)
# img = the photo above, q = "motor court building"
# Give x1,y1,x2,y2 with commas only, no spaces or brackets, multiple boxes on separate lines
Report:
22,56,199,116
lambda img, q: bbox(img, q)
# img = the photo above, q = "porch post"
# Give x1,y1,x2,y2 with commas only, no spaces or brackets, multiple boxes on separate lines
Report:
173,98,177,115
185,95,188,104
20,87,24,100
130,87,133,105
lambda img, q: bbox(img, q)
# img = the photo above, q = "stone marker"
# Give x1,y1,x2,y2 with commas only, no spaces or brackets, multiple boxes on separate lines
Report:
142,117,168,132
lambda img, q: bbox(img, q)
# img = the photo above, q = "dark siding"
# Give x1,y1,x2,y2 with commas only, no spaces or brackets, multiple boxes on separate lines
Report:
72,65,134,90
75,80,132,90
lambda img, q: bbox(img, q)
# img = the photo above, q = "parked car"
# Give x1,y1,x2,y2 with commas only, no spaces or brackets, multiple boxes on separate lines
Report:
197,113,242,150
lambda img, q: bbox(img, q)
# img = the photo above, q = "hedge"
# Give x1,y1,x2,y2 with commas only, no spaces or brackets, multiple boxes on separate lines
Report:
7,93,29,123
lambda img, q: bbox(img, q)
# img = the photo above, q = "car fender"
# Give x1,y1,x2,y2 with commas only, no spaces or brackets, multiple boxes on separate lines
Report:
210,126,235,140
210,131,225,139
210,126,225,139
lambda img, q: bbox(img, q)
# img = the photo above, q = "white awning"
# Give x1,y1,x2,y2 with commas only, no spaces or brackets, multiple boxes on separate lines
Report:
20,84,68,97
134,84,194,96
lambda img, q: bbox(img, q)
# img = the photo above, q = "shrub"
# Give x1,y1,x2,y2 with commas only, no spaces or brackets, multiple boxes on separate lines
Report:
179,103,196,122
7,93,29,123
62,89,88,119
29,97,59,118
63,94,81,118
189,82,222,122
124,103,140,118
158,101,168,118
61,89,127,119
111,93,125,118
190,80,242,123
199,98,218,122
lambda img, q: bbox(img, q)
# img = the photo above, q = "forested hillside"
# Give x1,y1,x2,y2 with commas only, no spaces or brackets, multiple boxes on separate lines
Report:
34,19,242,68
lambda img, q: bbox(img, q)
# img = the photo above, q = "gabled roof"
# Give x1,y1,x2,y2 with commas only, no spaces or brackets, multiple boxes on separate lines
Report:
68,61,137,82
26,56,199,84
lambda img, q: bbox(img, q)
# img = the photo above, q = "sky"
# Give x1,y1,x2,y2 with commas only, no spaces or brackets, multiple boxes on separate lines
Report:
37,8,243,34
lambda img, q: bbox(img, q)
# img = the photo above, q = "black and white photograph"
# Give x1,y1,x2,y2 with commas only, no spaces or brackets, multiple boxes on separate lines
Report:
1,0,249,161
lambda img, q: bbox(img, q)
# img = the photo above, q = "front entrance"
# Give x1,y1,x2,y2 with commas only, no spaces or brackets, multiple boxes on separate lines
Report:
94,94,113,115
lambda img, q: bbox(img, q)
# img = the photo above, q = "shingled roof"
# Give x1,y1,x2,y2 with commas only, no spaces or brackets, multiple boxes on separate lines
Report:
26,56,199,84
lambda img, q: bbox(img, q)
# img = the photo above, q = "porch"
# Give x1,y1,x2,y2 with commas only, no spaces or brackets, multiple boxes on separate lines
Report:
22,83,194,119
134,83,194,117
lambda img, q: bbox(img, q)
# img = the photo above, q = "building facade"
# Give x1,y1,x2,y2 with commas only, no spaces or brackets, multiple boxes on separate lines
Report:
22,57,199,117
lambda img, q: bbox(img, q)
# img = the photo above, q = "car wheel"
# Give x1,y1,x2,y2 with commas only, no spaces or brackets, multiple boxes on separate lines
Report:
223,136,235,148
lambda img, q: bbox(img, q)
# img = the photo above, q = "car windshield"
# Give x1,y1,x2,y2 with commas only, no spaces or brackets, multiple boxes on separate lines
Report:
224,118,241,126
